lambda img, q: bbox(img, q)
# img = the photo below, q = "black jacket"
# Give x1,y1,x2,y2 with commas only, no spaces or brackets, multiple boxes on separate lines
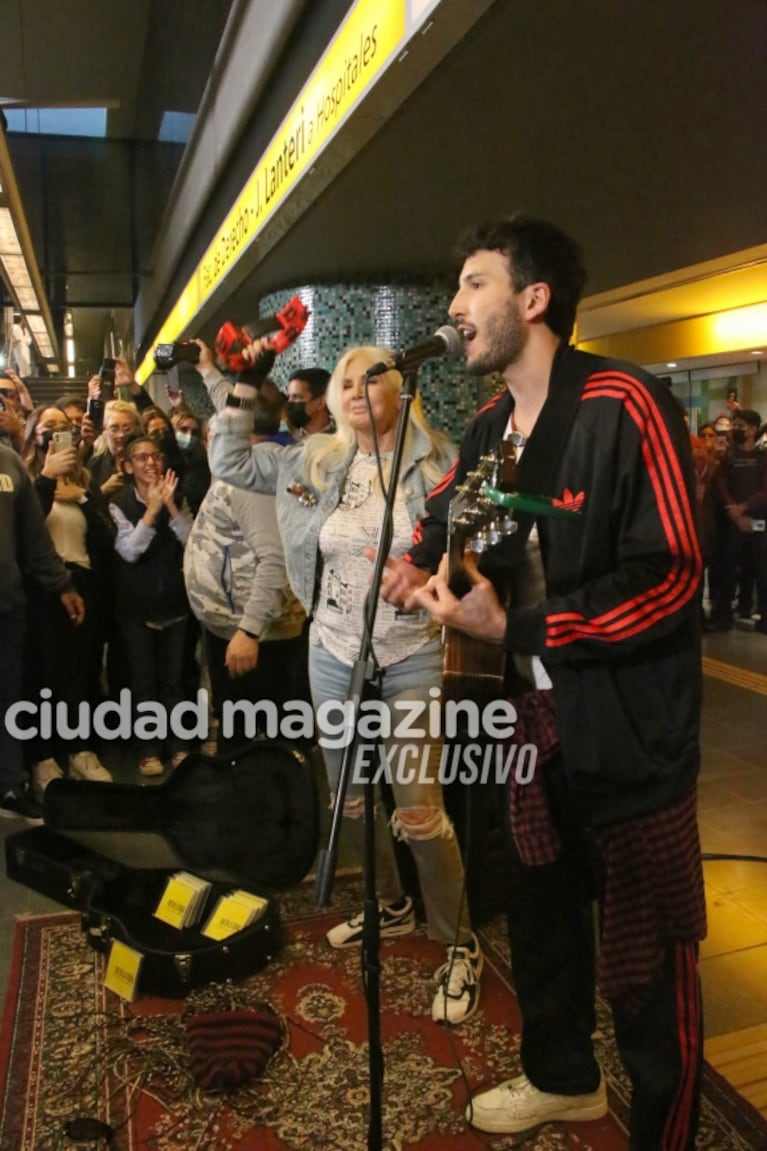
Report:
409,346,702,827
109,485,189,624
0,444,73,614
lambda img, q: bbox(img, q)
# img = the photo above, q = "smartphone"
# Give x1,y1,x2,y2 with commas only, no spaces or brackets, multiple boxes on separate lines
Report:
165,368,182,397
100,358,116,401
51,430,74,453
86,397,104,433
727,388,739,403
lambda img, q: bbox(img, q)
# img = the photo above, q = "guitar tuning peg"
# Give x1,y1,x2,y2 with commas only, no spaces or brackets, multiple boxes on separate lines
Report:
486,521,503,546
470,528,489,553
501,516,519,536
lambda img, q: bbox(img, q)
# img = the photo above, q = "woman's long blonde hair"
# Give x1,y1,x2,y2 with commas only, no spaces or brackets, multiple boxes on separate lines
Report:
302,345,453,491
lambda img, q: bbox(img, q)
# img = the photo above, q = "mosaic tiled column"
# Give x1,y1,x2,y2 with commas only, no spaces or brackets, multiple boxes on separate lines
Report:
258,283,492,442
177,283,498,442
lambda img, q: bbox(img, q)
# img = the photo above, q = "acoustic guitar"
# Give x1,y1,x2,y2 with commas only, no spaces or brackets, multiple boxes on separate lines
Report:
442,438,579,707
442,441,520,707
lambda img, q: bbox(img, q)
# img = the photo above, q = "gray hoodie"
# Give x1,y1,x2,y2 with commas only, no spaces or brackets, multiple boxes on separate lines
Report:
184,478,304,641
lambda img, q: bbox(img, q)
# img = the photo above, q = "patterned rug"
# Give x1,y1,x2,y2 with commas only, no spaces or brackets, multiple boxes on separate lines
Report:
0,881,765,1151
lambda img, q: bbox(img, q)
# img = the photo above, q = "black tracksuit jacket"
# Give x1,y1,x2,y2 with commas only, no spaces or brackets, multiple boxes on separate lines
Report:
409,345,702,828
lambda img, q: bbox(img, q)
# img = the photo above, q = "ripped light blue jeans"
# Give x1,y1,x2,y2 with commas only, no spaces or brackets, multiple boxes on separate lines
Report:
309,628,471,943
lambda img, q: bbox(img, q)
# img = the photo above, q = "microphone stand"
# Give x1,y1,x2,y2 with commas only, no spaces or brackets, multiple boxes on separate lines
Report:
315,365,420,1151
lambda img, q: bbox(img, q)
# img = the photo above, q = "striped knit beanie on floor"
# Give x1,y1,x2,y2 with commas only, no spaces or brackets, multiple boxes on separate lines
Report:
185,1007,283,1090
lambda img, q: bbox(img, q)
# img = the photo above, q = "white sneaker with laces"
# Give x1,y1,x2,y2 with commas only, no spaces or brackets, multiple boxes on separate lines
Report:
68,751,113,782
431,933,483,1025
325,896,416,949
466,1072,607,1134
32,757,64,800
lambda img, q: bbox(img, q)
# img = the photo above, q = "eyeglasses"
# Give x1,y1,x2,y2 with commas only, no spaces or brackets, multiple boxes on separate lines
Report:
129,451,162,464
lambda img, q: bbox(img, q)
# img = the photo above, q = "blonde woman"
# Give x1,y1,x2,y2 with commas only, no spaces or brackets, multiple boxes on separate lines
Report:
86,399,142,498
208,343,483,1026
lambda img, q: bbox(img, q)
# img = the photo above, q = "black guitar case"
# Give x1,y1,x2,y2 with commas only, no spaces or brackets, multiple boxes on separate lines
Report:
5,741,319,996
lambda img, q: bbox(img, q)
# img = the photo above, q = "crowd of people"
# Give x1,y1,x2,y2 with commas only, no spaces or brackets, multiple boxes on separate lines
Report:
691,410,767,632
2,212,766,1145
0,355,324,808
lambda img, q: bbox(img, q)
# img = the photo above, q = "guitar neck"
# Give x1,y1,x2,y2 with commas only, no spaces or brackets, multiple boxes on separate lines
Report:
443,486,508,706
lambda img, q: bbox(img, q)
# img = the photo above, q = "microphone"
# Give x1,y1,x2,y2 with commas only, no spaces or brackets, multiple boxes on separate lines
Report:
366,325,463,377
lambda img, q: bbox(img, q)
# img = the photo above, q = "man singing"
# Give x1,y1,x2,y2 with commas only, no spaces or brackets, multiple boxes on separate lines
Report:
380,215,706,1150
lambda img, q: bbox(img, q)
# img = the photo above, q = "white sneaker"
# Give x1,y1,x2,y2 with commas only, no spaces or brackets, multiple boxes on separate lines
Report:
32,758,64,800
325,896,416,949
431,934,483,1024
68,751,113,783
466,1072,607,1134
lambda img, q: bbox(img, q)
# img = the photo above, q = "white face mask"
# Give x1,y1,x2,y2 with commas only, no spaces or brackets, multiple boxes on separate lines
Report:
175,431,193,449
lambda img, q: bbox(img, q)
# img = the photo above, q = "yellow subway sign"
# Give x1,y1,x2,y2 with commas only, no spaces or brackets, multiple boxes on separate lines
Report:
138,0,407,381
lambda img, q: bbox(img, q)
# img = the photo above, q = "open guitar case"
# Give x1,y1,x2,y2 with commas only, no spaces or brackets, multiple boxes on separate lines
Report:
5,741,320,996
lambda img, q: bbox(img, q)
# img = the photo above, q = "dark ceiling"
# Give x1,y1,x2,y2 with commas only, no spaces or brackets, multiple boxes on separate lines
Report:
2,0,767,378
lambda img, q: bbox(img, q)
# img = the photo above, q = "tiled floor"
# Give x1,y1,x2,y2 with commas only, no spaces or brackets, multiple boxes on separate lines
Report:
0,626,766,1100
696,625,767,1040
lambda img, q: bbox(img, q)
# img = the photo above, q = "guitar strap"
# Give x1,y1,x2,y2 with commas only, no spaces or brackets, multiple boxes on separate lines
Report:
494,344,603,568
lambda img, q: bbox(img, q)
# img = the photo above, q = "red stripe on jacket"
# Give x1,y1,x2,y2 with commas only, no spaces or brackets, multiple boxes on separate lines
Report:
661,941,702,1150
545,372,702,649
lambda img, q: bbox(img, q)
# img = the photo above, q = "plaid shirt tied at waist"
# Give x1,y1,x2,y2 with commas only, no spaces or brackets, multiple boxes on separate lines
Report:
506,698,706,1004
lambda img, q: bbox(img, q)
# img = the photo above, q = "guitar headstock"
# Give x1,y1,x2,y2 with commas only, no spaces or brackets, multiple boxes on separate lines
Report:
448,446,519,559
447,440,581,595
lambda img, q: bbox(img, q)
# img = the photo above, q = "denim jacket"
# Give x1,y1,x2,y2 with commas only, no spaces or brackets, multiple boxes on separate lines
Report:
208,409,456,614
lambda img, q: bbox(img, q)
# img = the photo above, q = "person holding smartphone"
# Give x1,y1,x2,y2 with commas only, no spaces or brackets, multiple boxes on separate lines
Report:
21,405,115,793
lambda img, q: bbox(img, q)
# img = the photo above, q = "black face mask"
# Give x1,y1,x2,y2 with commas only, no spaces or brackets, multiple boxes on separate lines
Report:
731,428,747,446
285,401,310,428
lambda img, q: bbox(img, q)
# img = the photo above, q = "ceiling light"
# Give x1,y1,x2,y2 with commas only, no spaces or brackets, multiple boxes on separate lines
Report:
751,349,763,355
65,337,75,363
0,253,40,310
666,362,677,368
0,206,22,255
713,302,767,346
25,313,54,358
0,121,59,365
